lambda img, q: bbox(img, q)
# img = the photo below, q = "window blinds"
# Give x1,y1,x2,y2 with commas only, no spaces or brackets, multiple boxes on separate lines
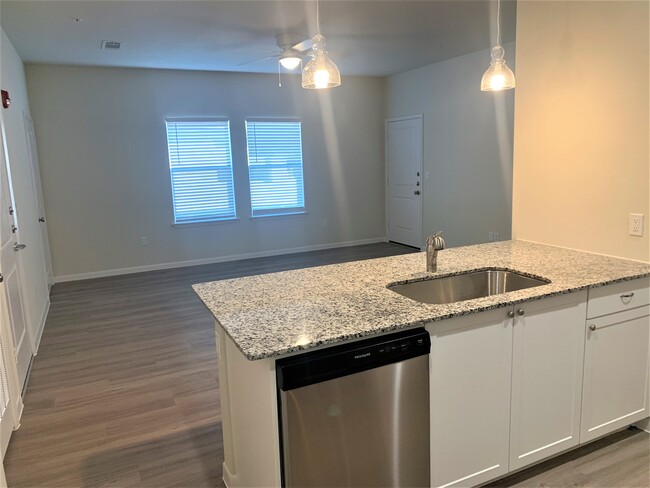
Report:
245,121,305,216
165,120,236,224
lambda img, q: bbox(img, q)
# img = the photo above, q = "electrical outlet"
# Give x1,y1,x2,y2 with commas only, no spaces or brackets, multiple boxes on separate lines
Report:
321,218,328,227
629,214,644,237
494,232,500,241
141,236,148,246
488,232,494,242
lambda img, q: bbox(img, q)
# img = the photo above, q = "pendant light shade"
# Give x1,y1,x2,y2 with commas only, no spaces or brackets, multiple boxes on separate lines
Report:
302,34,341,89
481,0,515,91
480,45,516,91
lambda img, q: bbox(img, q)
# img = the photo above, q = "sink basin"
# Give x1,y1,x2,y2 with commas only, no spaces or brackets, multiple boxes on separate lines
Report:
388,269,550,305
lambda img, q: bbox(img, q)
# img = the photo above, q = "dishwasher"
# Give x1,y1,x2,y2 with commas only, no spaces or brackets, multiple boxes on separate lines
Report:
276,328,430,487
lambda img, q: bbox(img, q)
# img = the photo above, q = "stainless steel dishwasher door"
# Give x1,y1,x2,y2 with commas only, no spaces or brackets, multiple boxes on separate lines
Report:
280,354,430,487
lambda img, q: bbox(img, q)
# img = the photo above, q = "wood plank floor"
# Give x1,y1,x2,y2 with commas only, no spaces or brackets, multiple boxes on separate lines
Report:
4,242,649,487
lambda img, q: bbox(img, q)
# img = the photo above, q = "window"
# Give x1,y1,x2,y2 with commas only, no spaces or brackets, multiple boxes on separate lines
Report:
165,119,236,224
245,120,305,217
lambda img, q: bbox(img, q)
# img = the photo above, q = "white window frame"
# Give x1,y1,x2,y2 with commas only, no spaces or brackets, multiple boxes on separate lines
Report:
245,118,306,219
165,117,237,225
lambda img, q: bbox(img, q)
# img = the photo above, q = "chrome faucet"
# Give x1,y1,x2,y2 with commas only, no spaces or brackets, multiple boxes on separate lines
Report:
426,231,445,272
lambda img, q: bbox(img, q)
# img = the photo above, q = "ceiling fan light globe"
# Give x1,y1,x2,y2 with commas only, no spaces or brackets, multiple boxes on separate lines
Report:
279,55,302,70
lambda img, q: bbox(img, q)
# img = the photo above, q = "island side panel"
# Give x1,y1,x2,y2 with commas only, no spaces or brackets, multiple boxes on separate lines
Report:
216,324,282,487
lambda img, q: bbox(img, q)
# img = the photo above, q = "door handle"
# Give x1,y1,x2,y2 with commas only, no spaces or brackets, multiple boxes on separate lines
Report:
414,190,421,195
13,243,26,251
38,217,45,223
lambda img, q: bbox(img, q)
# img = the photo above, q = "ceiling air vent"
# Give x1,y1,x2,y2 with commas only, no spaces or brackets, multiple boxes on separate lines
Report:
101,40,121,50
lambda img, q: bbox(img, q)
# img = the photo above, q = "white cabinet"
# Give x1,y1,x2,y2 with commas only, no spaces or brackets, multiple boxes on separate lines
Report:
509,292,587,470
427,308,512,488
581,278,650,443
427,291,588,487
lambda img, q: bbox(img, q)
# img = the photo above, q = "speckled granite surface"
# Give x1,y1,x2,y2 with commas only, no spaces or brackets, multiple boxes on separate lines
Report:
192,240,650,360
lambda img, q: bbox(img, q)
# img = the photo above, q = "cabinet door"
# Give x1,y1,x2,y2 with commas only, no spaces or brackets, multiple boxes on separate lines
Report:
509,291,587,471
581,307,650,443
427,308,512,488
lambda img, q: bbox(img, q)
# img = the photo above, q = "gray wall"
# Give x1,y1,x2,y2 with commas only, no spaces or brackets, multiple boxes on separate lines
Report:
26,65,387,279
386,43,515,248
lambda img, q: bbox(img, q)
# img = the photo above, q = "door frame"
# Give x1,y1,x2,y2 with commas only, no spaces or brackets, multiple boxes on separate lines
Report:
385,114,424,249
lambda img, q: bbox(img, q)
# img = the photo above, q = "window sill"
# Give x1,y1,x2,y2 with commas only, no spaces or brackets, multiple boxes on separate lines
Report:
249,211,308,220
172,218,240,228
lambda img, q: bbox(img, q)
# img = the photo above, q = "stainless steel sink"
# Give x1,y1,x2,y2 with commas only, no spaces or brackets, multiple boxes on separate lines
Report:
388,269,549,305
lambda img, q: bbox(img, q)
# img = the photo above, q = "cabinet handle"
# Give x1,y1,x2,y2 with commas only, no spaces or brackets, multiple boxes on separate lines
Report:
620,292,635,299
508,310,515,318
589,324,597,332
517,309,525,316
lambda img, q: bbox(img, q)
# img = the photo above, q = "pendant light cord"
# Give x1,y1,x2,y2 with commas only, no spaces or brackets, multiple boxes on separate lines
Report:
496,0,501,46
316,0,321,35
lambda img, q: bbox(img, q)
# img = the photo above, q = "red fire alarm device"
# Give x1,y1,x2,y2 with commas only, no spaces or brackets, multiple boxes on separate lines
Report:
1,90,10,109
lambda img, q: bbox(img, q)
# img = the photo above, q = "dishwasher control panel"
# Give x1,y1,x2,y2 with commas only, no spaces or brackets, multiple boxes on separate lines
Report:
277,328,431,391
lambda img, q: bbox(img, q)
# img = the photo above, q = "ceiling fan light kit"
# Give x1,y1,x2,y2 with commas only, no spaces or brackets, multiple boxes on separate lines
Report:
279,53,302,70
481,0,515,91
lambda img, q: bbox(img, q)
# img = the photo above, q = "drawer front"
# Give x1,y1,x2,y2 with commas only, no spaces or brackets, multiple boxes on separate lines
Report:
587,277,650,319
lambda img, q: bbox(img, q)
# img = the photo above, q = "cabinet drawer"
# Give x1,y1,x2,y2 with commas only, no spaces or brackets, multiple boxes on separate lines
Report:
587,278,650,319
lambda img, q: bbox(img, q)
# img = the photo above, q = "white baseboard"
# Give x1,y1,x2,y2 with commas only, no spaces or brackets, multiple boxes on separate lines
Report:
53,237,388,283
32,298,50,355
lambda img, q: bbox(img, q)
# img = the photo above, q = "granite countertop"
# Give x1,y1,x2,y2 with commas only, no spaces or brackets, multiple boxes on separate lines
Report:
192,240,650,360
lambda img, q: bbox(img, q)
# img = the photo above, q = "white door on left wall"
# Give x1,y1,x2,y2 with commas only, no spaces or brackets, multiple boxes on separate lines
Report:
0,117,32,390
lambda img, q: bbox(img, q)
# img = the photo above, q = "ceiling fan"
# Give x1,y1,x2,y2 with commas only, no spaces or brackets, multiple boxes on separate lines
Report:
239,33,312,71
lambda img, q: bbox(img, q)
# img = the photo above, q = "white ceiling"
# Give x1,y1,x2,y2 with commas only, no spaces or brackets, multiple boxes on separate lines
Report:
0,0,516,77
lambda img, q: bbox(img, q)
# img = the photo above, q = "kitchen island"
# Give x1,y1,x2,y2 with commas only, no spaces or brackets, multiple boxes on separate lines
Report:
193,240,650,487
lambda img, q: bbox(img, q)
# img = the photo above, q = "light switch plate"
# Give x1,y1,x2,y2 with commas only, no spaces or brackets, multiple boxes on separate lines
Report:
629,214,644,236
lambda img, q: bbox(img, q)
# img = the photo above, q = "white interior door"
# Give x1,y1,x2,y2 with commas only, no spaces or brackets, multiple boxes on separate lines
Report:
23,112,52,285
386,115,423,249
0,118,32,390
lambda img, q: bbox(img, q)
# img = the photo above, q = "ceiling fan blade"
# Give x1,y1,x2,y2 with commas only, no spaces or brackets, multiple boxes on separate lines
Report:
292,38,313,53
237,54,280,67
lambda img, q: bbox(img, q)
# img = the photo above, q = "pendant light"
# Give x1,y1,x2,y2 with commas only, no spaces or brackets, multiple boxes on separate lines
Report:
302,0,341,89
480,0,515,91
